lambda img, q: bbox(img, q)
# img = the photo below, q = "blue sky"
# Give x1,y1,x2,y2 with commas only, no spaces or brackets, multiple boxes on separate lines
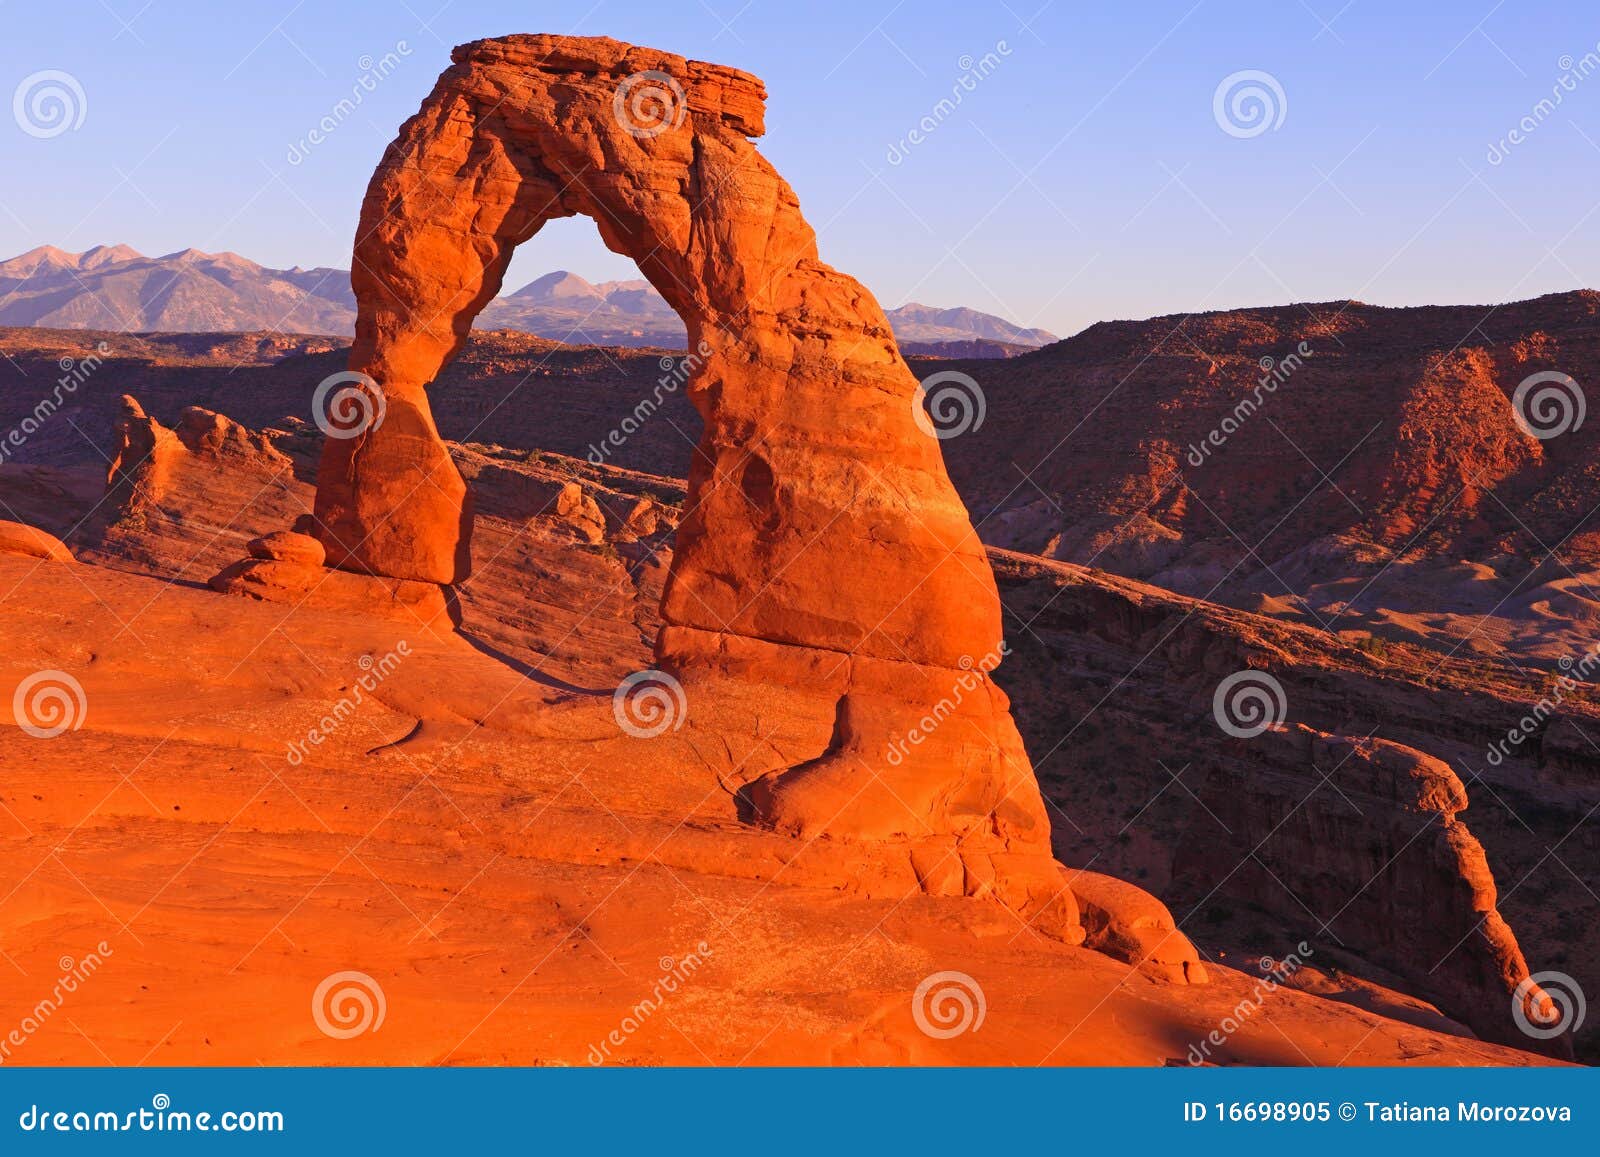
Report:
3,0,1598,337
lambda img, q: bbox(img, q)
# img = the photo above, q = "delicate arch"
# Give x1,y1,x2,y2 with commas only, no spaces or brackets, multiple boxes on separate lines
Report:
298,33,1230,966
313,34,999,672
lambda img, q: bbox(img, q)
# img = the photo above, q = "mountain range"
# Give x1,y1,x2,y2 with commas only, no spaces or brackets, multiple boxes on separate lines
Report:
0,245,355,335
0,246,1055,355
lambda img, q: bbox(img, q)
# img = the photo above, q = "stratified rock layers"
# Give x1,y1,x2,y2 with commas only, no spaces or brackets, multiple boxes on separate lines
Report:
312,34,1167,949
1174,725,1566,1054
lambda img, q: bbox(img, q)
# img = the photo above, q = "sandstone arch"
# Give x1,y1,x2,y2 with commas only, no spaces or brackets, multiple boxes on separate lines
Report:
319,34,998,670
314,34,1201,966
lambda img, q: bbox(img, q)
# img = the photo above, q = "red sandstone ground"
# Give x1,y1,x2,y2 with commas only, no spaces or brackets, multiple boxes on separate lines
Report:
5,313,1600,1048
5,550,1549,1067
0,348,1587,1064
0,557,1574,1070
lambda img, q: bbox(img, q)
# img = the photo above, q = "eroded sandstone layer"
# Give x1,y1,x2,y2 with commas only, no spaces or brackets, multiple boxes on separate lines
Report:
307,34,1169,953
2,551,1550,1065
1173,725,1565,1054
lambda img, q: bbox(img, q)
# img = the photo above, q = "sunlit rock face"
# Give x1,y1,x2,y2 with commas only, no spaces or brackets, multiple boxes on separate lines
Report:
309,33,1199,951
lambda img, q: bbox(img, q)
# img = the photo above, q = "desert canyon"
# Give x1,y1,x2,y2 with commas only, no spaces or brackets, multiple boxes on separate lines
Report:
0,34,1592,1067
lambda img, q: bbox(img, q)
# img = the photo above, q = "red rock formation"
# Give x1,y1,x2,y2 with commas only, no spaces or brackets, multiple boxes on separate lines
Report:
1172,725,1568,1056
934,291,1600,658
105,394,177,509
321,33,998,656
0,520,74,562
309,34,1205,961
249,529,326,567
105,395,293,515
209,547,453,628
87,396,302,577
991,549,1588,1053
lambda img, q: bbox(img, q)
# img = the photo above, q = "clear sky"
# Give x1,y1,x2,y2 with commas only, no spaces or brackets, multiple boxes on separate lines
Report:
3,0,1598,338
